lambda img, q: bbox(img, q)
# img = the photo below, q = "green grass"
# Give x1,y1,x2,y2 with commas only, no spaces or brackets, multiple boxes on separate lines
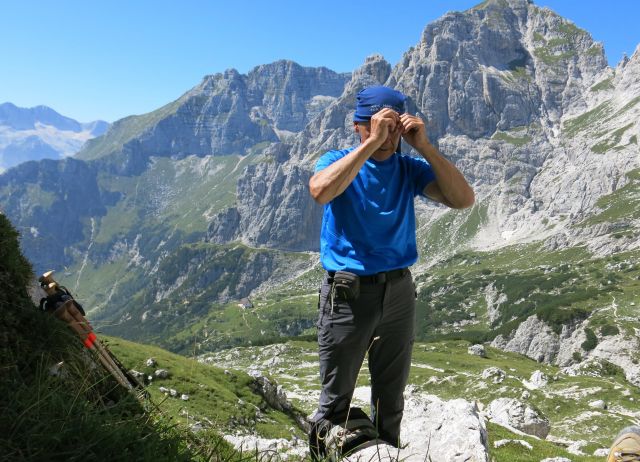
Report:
412,241,640,346
105,336,305,440
580,168,640,226
491,131,532,146
417,200,489,261
77,98,184,161
0,215,236,462
488,423,601,461
563,101,613,137
591,122,635,153
590,77,614,92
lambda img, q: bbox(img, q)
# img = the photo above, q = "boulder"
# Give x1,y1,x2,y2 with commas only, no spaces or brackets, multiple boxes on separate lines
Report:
588,400,607,410
468,344,487,358
487,398,550,439
482,367,506,384
524,370,548,389
344,386,489,461
154,369,170,379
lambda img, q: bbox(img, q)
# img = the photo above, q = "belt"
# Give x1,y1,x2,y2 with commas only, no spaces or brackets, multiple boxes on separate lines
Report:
327,268,409,285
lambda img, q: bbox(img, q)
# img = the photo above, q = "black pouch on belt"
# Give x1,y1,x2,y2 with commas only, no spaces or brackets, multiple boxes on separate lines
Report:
333,271,360,301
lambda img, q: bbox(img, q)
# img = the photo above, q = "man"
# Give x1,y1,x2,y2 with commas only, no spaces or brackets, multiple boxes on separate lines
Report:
307,86,474,456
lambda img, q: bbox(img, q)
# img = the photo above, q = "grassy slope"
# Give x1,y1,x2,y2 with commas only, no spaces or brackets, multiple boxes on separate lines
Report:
0,214,202,461
104,335,305,441
76,98,184,161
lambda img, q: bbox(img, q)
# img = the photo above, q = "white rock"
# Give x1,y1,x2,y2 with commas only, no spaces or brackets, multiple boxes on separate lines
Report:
145,358,157,367
523,370,548,390
487,398,550,439
468,344,487,358
154,369,170,379
540,458,572,462
169,388,178,397
482,367,506,384
566,440,587,455
344,386,489,461
181,394,189,401
588,399,607,409
593,448,610,456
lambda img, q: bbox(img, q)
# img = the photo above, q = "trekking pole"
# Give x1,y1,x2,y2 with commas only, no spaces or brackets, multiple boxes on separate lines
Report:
40,271,143,393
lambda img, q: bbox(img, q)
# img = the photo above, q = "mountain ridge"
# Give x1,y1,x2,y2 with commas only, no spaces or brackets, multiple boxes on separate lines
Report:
0,102,108,171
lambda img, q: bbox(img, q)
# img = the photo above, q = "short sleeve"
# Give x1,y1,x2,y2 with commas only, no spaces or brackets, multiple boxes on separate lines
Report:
314,149,351,173
408,156,436,197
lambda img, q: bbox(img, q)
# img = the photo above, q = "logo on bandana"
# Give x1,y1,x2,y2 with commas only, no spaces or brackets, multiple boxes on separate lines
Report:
369,103,402,115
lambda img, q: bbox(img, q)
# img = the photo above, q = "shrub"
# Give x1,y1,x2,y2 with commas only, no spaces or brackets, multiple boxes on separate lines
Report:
581,328,598,351
600,324,620,336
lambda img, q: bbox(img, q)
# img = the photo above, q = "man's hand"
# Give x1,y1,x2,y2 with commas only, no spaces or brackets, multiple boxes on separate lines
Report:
400,113,430,151
369,108,402,148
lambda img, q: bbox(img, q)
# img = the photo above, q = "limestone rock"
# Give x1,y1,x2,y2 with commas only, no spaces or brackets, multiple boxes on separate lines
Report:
524,370,548,390
345,386,488,461
488,398,550,439
154,369,170,379
468,344,487,357
482,367,506,384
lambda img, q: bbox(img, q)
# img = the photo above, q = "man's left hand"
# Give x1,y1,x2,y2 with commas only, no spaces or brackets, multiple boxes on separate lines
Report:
400,113,430,151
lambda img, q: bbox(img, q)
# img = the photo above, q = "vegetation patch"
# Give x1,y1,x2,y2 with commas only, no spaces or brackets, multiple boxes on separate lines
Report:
591,122,635,153
492,131,532,146
563,101,613,137
590,77,614,92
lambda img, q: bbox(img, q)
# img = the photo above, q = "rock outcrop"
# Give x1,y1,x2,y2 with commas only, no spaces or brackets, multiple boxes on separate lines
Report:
487,397,551,439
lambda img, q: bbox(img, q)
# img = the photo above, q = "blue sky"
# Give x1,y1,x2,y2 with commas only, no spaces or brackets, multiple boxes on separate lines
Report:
2,0,639,123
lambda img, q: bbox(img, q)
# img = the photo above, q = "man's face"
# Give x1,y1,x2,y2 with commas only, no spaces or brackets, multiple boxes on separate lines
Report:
355,117,402,154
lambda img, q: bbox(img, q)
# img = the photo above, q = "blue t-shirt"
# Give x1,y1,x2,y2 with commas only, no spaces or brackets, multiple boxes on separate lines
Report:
314,147,436,275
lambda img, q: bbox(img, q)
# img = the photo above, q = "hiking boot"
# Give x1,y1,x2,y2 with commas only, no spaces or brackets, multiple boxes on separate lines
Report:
608,426,640,462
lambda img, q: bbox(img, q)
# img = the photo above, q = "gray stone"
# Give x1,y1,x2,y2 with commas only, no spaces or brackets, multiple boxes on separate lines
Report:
468,344,487,357
346,386,488,461
154,369,170,379
524,370,549,389
488,398,550,439
482,367,506,384
588,399,607,410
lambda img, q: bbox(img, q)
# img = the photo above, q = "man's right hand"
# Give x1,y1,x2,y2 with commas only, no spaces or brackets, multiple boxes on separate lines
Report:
368,108,401,148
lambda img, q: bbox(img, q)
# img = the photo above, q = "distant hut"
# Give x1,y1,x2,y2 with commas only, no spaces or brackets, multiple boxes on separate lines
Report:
238,297,253,309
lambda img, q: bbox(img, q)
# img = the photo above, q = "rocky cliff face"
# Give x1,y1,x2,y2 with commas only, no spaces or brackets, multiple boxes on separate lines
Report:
210,0,637,256
77,62,349,168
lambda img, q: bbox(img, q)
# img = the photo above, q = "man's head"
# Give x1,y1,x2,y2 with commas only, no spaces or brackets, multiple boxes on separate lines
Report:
353,86,406,155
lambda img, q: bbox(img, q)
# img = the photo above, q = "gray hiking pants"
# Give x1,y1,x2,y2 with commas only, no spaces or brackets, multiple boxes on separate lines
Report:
313,270,416,446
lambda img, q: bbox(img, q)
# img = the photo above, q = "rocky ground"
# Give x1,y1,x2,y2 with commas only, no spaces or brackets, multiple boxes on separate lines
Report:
199,340,638,461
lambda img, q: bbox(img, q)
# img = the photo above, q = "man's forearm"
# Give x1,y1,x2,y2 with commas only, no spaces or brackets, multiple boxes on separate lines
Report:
309,139,380,204
416,142,475,209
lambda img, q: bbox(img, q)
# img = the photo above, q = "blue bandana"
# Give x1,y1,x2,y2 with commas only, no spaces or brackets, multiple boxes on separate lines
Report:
353,86,406,122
